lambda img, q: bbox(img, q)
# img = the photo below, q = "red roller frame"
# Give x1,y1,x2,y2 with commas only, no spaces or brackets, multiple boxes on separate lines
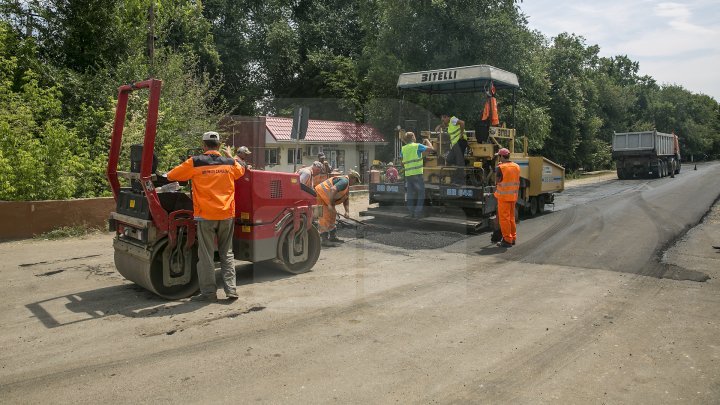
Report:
106,79,169,232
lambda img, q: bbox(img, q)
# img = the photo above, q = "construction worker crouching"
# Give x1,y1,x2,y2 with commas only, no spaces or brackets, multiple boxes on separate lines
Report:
494,148,520,248
314,169,362,247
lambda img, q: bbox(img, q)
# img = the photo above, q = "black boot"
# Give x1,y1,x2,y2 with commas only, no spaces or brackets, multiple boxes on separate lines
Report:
321,232,338,248
328,229,344,243
490,229,502,243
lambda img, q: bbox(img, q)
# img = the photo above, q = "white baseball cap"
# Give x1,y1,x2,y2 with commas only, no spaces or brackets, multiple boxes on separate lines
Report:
202,131,220,141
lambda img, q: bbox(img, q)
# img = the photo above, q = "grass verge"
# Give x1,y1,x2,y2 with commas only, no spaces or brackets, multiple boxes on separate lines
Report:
33,224,105,240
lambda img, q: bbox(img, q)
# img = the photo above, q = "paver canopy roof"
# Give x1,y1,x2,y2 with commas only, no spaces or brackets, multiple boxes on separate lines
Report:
397,64,520,94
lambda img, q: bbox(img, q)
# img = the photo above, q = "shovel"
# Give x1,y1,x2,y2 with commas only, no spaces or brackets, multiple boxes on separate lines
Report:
337,214,393,238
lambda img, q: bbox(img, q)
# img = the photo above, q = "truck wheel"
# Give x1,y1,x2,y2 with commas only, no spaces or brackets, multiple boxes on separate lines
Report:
537,195,546,214
529,196,539,217
670,159,675,178
616,168,625,180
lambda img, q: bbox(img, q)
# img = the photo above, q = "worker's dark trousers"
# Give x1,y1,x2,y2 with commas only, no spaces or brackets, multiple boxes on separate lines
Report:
405,174,425,216
447,142,466,184
196,218,236,296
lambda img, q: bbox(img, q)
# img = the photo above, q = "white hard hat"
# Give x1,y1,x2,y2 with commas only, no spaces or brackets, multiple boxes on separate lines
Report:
348,169,361,183
202,131,220,141
237,146,251,155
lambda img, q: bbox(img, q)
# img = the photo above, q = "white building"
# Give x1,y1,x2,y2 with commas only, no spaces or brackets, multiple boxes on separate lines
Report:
225,116,386,182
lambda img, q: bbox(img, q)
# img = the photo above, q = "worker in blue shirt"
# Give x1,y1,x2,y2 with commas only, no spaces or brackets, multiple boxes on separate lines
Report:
400,131,434,218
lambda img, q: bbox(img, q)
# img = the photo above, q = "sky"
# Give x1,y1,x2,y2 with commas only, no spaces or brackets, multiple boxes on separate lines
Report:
518,0,720,101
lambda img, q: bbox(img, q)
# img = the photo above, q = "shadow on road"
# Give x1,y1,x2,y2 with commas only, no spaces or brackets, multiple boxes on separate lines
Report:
25,262,293,329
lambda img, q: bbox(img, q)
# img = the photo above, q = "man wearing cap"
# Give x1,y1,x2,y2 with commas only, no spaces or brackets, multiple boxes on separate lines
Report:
314,152,333,185
167,131,245,301
296,161,324,188
400,132,434,218
494,147,520,248
224,145,252,168
314,170,361,247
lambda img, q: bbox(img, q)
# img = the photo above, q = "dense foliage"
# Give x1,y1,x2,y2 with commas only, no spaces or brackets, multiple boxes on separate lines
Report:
1,0,718,200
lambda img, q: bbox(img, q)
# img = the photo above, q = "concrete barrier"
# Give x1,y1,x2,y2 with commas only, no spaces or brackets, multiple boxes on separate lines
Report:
0,198,115,240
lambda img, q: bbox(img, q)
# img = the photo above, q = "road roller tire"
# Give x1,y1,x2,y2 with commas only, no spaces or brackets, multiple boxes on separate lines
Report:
114,238,199,300
275,224,321,275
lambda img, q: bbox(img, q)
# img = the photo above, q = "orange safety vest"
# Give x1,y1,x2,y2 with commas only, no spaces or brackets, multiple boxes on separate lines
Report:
482,83,500,126
314,176,350,207
494,161,520,202
167,150,245,220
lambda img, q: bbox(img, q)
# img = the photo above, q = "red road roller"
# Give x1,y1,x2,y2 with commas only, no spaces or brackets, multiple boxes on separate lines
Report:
106,79,320,299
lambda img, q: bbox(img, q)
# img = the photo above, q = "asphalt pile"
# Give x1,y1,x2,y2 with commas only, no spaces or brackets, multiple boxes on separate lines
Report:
336,225,465,250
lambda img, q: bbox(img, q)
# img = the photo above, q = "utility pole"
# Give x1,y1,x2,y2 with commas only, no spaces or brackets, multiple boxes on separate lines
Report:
25,10,32,38
147,1,155,77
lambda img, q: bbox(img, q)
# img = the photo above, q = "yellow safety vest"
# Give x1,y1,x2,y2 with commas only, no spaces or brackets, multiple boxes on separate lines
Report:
447,116,466,146
402,143,423,177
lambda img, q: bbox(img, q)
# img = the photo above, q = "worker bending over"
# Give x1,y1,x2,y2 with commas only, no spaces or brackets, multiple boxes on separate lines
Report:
315,170,362,247
296,161,324,188
168,131,245,301
494,148,520,248
400,132,434,218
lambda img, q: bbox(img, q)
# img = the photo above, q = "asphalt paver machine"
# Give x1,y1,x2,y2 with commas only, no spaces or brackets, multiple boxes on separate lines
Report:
107,80,320,299
362,65,564,232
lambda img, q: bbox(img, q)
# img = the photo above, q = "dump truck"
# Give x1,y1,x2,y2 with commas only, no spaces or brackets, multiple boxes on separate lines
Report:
613,130,681,179
361,65,564,232
107,79,320,299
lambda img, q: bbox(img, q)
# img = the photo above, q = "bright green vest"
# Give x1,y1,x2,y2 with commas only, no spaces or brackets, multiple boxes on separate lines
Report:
402,143,423,177
447,116,465,146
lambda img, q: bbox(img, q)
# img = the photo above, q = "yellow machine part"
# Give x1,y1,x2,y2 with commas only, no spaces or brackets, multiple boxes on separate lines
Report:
511,154,565,197
407,127,565,194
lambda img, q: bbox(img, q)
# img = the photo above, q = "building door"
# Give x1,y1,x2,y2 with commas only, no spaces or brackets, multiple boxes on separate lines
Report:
359,150,369,183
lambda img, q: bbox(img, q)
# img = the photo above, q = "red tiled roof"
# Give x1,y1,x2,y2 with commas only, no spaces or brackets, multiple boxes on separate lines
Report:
265,116,385,143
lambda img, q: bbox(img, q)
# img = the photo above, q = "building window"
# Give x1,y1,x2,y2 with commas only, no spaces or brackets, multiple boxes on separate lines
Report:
287,148,302,164
265,148,280,165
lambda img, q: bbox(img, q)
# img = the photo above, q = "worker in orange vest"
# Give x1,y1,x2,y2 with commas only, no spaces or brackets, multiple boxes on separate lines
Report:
168,131,245,301
482,82,500,126
494,148,520,248
314,170,362,247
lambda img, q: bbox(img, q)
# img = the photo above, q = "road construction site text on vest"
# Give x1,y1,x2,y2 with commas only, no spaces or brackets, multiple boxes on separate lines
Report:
421,70,458,82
